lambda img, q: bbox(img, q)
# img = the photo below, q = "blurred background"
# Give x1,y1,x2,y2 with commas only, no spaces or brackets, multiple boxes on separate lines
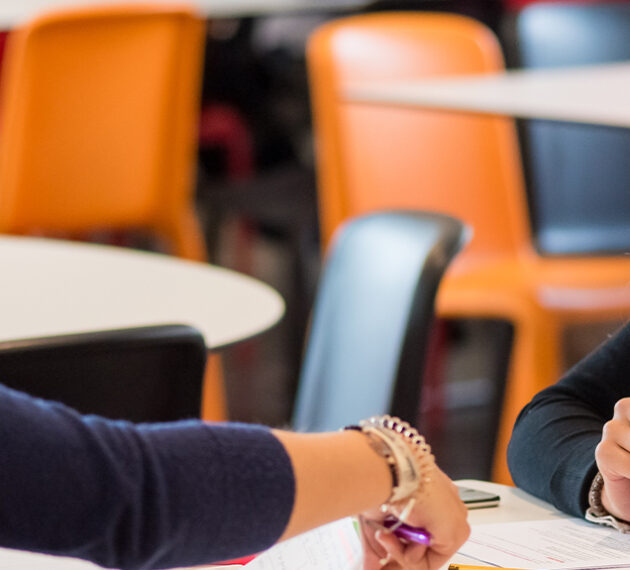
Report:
3,0,629,485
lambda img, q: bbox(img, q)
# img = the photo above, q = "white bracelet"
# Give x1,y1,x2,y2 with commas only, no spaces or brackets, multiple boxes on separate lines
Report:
345,415,435,506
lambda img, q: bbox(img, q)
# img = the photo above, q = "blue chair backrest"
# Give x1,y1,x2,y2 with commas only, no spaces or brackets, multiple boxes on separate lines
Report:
517,2,630,254
292,210,467,431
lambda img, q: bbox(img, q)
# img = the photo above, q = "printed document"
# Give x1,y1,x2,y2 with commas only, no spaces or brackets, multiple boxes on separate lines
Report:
459,518,630,569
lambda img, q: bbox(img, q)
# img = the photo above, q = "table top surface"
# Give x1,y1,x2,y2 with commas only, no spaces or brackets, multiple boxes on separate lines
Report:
0,235,285,350
346,61,630,129
0,0,370,26
456,479,568,526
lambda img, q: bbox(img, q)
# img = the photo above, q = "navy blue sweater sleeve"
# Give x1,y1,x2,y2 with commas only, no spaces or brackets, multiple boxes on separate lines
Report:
0,383,295,569
508,322,630,517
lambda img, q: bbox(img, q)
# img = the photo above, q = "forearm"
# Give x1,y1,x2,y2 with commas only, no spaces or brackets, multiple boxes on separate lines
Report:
509,321,630,516
507,390,601,516
1,381,468,570
272,429,392,541
0,384,294,569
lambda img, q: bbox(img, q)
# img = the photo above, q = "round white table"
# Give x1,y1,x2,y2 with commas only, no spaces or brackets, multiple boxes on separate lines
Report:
0,0,370,27
346,61,630,129
0,235,285,350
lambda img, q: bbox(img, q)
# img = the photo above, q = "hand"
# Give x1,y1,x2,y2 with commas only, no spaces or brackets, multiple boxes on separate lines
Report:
595,397,630,521
359,467,469,570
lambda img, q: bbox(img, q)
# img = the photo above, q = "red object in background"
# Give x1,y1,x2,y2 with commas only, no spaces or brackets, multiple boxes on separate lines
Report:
0,31,9,77
198,102,255,180
217,554,257,565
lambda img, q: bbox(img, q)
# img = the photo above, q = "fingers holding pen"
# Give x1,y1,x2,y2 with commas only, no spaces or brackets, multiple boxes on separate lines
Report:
361,516,418,570
361,514,465,570
374,527,427,569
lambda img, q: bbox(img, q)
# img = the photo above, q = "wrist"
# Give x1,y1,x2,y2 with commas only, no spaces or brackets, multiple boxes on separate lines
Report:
585,471,630,533
273,429,393,541
345,415,435,517
600,481,616,515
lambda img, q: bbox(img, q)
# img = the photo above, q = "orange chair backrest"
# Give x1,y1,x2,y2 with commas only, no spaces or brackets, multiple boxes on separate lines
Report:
308,12,533,267
0,4,204,249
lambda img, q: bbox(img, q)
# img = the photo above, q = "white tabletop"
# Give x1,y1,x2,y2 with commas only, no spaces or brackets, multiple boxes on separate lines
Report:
456,479,568,525
346,61,630,129
0,0,370,27
0,235,284,350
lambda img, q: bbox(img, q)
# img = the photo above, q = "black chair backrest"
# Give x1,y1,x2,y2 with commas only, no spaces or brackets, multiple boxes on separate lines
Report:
516,2,630,254
292,211,468,431
0,324,206,422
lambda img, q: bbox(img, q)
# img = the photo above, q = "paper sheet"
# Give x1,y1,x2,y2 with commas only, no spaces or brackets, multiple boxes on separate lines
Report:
0,547,101,569
246,517,362,570
0,519,360,570
459,518,630,569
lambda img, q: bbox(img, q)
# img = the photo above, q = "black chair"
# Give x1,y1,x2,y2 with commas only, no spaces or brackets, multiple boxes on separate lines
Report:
292,211,468,431
0,324,207,422
515,1,630,255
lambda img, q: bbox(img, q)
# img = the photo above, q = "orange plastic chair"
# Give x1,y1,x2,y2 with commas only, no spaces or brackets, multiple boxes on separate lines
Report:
0,4,206,261
0,4,226,422
307,11,630,484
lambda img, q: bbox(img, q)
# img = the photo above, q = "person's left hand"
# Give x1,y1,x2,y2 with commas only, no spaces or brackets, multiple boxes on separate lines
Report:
359,466,469,570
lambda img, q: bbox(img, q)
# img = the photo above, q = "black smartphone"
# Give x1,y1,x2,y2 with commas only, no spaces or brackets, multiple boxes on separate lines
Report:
457,486,500,509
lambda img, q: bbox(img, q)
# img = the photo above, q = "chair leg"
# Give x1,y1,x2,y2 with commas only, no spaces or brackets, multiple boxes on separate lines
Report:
201,353,228,421
491,312,562,484
165,209,208,262
418,318,450,437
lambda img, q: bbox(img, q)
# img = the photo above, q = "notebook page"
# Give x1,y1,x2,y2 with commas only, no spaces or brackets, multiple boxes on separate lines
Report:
247,517,362,570
459,518,630,569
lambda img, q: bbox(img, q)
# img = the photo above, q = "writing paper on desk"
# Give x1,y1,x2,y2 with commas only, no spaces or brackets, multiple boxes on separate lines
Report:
0,547,102,568
246,517,362,569
0,520,358,570
459,518,630,569
0,546,242,570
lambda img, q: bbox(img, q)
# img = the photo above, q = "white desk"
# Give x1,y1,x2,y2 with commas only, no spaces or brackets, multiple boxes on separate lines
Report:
455,479,567,526
0,235,284,350
346,61,630,129
0,0,371,27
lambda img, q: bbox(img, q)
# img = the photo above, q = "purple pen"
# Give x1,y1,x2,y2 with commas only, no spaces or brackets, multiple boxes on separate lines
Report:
383,517,432,546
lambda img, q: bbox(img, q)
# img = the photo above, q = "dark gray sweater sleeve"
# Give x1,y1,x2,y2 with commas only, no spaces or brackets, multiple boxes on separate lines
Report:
508,322,630,517
0,383,295,569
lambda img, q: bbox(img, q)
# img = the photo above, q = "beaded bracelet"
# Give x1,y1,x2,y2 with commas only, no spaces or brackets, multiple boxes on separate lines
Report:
345,415,435,512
